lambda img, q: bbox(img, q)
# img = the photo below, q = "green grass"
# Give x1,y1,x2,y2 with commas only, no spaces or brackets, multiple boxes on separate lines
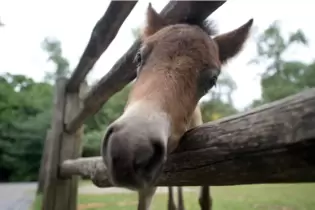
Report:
79,179,94,187
32,183,315,210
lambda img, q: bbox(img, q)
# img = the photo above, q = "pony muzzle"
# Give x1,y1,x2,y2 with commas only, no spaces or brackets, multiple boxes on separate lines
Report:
101,121,167,190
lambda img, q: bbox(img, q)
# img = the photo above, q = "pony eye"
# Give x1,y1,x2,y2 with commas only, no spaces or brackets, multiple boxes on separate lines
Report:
134,52,142,67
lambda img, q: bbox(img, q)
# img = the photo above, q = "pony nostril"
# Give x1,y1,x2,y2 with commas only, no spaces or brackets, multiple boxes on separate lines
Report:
145,141,164,171
133,151,152,173
101,123,121,165
102,124,118,149
133,140,165,174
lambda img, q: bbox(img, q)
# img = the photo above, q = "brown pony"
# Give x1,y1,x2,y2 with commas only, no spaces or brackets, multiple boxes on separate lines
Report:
101,3,253,210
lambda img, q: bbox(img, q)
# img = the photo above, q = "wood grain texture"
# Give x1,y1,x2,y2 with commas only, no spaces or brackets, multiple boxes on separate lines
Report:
66,1,138,92
42,79,87,210
65,1,226,133
37,129,52,195
42,78,67,210
53,82,86,210
61,88,315,187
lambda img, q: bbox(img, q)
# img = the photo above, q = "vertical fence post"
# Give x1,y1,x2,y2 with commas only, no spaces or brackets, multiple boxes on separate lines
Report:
42,77,67,210
55,81,87,210
41,77,86,210
37,129,52,195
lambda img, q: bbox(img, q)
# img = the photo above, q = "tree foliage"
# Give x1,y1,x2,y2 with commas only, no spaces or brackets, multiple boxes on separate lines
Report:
41,37,71,83
0,73,53,181
249,21,314,107
0,35,132,180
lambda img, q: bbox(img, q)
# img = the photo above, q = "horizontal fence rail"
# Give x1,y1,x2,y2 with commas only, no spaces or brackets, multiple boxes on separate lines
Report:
65,1,226,133
66,1,138,93
61,88,315,187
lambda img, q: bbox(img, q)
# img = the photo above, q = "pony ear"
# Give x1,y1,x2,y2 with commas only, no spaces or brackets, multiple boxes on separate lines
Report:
214,19,253,64
142,3,167,38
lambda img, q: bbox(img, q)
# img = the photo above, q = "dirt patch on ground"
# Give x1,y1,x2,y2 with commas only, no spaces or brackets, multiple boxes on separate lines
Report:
117,200,138,206
78,201,138,210
78,203,108,210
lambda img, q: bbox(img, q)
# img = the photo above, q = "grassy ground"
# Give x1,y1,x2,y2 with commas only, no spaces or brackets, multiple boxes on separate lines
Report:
79,179,94,187
32,183,315,210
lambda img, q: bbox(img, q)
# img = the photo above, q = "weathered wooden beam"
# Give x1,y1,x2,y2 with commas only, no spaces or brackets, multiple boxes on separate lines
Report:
66,1,138,92
61,157,110,187
42,79,87,210
37,129,52,195
61,88,315,187
42,78,67,209
53,82,86,210
66,1,226,133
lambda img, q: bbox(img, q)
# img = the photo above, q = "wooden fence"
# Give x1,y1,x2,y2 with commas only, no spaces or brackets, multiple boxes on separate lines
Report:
39,1,315,210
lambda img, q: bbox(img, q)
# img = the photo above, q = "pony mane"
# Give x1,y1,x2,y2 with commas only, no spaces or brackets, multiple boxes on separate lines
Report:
177,18,218,36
